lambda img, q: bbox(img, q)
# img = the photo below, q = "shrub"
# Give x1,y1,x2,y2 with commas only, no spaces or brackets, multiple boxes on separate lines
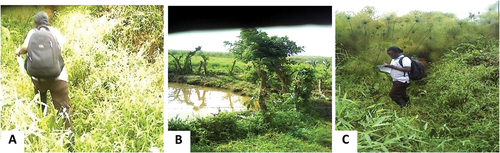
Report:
89,5,164,63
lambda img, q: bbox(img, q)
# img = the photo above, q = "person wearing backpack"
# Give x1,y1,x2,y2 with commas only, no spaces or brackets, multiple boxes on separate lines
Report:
15,11,74,132
383,46,412,109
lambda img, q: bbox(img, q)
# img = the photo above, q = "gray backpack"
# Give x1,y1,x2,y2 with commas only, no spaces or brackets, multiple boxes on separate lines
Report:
25,26,64,79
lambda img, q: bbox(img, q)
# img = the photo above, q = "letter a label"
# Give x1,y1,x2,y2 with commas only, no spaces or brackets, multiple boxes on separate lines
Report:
9,134,17,144
1,131,24,153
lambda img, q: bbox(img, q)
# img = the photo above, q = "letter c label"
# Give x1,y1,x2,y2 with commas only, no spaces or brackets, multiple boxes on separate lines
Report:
342,134,349,144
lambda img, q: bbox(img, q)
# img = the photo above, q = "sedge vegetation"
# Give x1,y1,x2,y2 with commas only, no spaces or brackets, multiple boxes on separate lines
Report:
336,3,499,152
1,6,163,152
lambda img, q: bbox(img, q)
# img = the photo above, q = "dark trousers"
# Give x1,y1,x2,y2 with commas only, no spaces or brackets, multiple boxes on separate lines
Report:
389,81,410,102
32,79,74,131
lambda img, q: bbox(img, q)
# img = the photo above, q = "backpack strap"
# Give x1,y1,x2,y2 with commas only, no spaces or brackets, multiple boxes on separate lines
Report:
398,55,407,77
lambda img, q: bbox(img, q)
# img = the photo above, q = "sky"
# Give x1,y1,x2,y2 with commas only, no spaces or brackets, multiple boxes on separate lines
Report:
167,25,334,57
334,0,498,19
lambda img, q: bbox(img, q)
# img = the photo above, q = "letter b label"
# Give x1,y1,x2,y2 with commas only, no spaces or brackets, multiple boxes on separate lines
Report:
176,135,182,144
167,131,190,153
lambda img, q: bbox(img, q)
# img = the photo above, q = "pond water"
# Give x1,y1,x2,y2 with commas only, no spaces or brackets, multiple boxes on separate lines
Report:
168,83,251,120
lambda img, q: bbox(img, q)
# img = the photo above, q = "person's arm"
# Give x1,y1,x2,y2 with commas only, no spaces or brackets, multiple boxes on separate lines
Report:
16,40,29,56
16,43,28,56
388,65,411,72
398,57,412,72
16,29,35,56
383,59,411,72
17,44,28,55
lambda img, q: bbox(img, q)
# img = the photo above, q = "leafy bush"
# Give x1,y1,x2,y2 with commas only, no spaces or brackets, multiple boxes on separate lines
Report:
88,5,164,63
270,111,307,132
243,67,259,83
290,65,316,112
169,108,332,152
169,112,254,145
425,38,499,108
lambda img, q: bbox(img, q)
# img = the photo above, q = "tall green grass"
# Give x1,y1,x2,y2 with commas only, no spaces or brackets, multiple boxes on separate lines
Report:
1,6,163,152
336,37,499,152
169,110,332,152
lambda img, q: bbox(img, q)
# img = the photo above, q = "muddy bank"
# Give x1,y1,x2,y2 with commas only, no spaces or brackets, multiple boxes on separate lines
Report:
169,75,332,120
169,74,332,99
168,75,256,96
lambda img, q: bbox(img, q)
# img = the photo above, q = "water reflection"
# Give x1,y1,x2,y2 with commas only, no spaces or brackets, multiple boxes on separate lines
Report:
168,83,250,120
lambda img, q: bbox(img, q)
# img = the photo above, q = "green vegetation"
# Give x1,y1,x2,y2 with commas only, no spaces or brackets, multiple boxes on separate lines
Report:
167,51,332,98
336,3,499,152
1,5,163,152
169,109,332,152
168,28,332,152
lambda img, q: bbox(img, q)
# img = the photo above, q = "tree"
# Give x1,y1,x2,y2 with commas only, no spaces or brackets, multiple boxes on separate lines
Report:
291,65,316,112
168,46,202,74
312,60,331,97
200,53,209,77
196,49,209,77
224,41,244,76
168,52,184,73
225,28,304,113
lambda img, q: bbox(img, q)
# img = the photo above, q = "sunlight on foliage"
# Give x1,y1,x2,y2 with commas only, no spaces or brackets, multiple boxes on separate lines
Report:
1,6,163,152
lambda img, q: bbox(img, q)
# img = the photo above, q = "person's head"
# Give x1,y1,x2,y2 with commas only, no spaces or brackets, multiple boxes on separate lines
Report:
34,11,49,28
387,46,403,59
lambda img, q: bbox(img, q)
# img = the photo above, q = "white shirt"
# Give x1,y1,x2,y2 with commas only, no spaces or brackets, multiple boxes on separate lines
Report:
23,26,68,82
390,55,411,83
